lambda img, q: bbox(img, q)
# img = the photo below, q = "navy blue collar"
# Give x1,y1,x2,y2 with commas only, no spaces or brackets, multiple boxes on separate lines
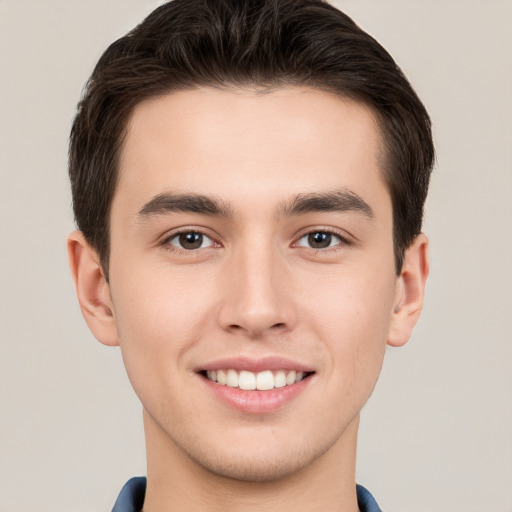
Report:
112,476,383,512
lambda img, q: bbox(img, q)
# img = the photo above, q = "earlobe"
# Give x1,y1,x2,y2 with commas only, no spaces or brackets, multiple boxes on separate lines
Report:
388,233,429,347
67,231,119,346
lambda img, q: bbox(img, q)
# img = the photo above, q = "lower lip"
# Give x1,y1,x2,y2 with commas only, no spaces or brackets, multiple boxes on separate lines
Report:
202,375,313,414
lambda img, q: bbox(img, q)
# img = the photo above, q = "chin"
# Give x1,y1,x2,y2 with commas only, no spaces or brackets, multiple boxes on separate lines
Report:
189,449,314,482
179,432,338,483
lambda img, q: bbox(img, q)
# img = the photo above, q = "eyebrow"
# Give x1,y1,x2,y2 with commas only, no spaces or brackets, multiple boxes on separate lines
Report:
137,192,234,219
136,188,374,221
279,189,374,219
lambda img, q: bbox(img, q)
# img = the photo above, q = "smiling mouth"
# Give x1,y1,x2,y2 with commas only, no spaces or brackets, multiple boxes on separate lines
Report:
200,369,315,391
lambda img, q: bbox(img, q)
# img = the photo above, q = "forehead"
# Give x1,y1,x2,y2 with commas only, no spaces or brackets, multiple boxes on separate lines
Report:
115,86,388,217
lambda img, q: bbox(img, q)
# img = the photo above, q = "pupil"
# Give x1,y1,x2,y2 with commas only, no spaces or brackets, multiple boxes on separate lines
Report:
308,232,331,248
179,232,203,249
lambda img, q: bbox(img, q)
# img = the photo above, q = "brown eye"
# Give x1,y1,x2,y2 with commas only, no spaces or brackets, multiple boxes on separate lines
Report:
308,232,332,248
168,231,214,250
296,231,343,249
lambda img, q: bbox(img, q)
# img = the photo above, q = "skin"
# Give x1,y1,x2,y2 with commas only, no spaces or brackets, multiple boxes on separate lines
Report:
68,87,429,511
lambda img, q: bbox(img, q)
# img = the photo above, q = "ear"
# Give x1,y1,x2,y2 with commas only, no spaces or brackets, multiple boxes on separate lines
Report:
67,231,119,346
388,233,429,347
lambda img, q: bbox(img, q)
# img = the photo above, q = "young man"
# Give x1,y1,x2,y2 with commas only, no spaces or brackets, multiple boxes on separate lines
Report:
67,1,433,510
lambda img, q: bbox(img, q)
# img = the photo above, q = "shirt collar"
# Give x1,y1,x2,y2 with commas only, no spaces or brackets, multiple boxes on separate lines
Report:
112,477,383,512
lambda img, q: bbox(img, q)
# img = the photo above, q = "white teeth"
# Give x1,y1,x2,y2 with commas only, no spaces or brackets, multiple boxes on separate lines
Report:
226,369,239,388
239,370,256,390
206,369,309,390
256,370,274,391
286,370,296,385
274,370,287,388
206,370,217,382
217,369,227,385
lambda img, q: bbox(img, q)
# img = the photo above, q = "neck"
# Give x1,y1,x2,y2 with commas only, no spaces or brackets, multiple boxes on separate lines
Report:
142,410,360,512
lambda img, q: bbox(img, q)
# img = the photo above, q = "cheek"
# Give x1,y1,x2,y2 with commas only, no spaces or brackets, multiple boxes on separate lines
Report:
109,266,218,395
302,267,395,388
113,262,217,336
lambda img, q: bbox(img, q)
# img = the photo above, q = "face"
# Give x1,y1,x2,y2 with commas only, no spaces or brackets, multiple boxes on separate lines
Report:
105,87,402,480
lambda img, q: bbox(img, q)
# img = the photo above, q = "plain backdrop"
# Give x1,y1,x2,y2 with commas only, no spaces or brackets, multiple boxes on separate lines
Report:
1,1,511,511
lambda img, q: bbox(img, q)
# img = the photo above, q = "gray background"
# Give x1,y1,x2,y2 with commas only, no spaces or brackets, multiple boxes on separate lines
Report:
1,1,511,511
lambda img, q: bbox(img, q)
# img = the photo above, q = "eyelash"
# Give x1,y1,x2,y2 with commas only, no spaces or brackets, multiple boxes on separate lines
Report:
160,227,352,253
293,229,352,252
161,228,219,253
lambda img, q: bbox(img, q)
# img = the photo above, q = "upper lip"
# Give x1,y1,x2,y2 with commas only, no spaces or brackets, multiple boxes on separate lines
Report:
197,356,315,373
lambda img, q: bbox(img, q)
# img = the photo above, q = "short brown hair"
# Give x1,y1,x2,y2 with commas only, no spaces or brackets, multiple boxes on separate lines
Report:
69,0,434,278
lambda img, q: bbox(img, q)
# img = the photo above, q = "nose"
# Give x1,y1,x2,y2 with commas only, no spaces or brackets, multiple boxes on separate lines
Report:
217,244,297,339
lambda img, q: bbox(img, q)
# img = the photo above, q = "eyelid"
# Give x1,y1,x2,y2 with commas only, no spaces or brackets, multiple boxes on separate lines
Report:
157,225,354,253
160,226,222,252
291,226,353,250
